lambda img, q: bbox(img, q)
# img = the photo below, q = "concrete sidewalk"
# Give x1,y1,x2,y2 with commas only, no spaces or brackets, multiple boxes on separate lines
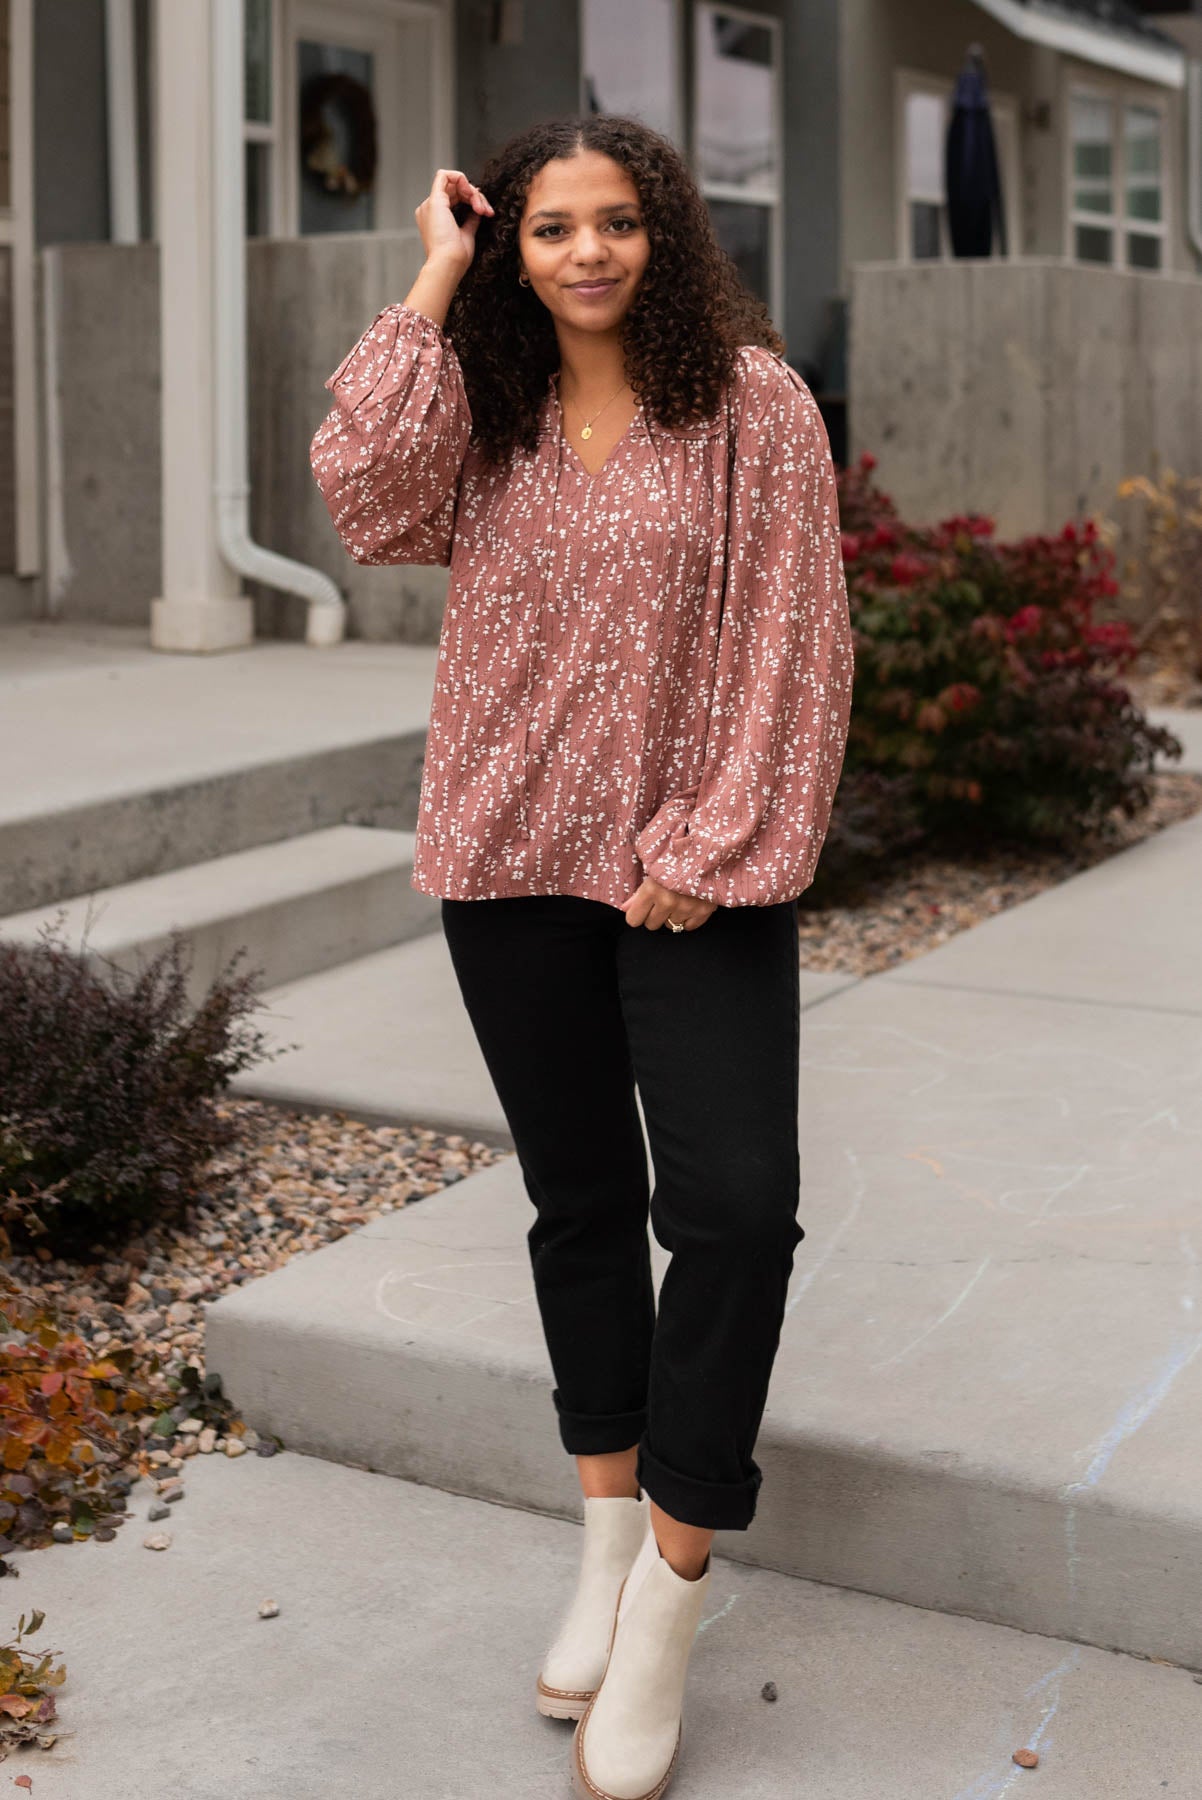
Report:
8,618,1202,1752
8,1449,1200,1800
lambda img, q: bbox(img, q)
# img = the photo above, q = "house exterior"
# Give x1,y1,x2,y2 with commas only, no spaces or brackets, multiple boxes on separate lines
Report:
2,0,1200,640
843,1,1202,539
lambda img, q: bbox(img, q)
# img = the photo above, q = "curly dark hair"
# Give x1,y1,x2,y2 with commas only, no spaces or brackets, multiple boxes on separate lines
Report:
445,114,785,469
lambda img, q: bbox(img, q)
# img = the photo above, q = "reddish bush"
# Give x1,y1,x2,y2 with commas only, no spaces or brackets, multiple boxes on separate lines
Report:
813,455,1183,896
0,1243,150,1554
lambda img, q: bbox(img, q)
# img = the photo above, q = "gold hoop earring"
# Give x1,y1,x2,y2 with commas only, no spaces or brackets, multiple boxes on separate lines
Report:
518,270,531,287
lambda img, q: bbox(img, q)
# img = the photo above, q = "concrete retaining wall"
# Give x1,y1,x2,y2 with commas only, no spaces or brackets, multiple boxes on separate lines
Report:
849,256,1202,542
44,246,1202,632
41,233,447,639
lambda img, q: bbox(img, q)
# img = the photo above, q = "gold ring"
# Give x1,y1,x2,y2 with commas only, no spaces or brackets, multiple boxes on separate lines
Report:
666,919,685,933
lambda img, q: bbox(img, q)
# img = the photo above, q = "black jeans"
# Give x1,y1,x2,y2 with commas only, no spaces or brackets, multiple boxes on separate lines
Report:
439,892,804,1531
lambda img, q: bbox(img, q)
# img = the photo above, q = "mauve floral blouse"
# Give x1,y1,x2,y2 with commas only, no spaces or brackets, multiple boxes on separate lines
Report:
309,301,854,908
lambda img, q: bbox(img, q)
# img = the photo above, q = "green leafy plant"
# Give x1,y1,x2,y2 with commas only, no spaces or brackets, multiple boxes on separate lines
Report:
0,919,291,1253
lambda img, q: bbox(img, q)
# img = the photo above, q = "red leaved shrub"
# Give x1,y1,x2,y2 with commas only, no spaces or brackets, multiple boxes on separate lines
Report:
813,452,1183,896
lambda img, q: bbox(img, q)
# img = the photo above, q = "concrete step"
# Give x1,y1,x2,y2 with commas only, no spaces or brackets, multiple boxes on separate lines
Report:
19,1449,1200,1800
0,625,436,912
1,730,429,917
0,824,440,1002
227,927,856,1137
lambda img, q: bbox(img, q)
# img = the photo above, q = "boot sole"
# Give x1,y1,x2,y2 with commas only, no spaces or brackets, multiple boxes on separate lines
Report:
535,1675,594,1721
570,1576,682,1800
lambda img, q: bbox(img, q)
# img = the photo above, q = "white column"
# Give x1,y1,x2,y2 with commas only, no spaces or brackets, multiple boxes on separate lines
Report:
105,0,141,246
150,0,253,652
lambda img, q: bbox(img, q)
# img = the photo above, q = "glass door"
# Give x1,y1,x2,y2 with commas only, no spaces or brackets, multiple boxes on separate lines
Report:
281,1,444,239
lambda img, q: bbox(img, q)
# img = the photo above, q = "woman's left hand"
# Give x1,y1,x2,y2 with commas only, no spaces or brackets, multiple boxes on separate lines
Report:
619,878,718,931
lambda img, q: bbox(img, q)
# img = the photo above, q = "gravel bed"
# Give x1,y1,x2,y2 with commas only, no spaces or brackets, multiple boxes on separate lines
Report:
3,1122,509,1545
6,762,1200,1500
1124,645,1202,711
9,1119,507,1371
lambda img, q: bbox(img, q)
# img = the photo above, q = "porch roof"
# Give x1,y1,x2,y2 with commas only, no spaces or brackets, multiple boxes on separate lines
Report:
969,0,1188,86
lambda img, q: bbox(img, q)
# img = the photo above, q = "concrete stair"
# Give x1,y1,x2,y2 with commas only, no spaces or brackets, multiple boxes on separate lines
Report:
0,824,439,1001
0,625,436,915
0,623,441,994
0,726,430,919
226,928,854,1135
208,799,1202,1674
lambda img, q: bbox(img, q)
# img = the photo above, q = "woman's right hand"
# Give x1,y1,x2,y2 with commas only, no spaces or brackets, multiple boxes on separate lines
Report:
415,168,495,274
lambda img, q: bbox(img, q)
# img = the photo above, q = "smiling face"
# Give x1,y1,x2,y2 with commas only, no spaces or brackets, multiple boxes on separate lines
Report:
518,148,651,333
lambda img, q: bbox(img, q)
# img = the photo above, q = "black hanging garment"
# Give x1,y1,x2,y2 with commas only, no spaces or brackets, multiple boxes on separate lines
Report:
946,60,1007,259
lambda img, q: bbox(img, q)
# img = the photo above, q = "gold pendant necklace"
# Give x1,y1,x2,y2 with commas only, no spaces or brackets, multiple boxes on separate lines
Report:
562,378,631,441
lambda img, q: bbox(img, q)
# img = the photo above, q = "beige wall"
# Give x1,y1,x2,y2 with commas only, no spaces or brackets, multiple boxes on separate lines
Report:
838,0,1198,285
849,257,1202,543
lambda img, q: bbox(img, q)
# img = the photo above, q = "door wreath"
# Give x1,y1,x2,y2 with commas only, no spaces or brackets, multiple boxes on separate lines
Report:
300,71,378,198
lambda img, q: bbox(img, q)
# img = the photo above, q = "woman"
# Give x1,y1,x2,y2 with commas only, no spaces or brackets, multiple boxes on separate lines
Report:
310,114,854,1800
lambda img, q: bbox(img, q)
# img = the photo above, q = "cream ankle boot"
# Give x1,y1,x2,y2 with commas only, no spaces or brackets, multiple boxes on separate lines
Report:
571,1519,711,1800
536,1493,650,1720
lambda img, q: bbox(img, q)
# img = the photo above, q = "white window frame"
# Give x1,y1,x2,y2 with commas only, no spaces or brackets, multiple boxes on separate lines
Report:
894,65,1021,264
692,1,784,324
1063,71,1171,274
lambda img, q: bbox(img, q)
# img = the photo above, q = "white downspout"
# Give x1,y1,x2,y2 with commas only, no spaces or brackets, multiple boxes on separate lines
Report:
211,0,346,647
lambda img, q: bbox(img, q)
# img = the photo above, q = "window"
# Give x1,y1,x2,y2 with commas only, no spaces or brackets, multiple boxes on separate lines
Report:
244,0,277,236
1070,92,1116,263
581,0,681,144
1069,87,1166,271
1124,103,1164,269
906,89,946,259
693,3,781,315
580,0,780,316
296,37,377,235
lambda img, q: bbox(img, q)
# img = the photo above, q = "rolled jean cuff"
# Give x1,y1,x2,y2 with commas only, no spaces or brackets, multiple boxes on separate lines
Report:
553,1389,647,1457
636,1440,763,1532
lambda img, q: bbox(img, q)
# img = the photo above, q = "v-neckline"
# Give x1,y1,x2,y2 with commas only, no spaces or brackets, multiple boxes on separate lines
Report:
551,372,643,485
